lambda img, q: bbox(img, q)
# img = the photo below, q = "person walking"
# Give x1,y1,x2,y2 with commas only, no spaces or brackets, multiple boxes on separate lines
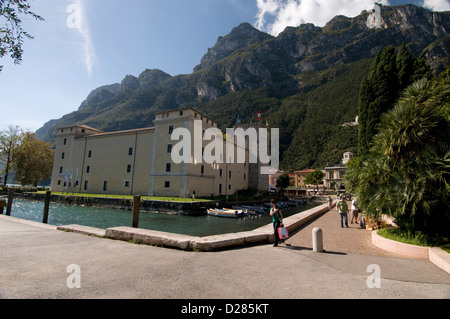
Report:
336,196,349,228
327,196,332,210
270,199,284,247
351,197,359,224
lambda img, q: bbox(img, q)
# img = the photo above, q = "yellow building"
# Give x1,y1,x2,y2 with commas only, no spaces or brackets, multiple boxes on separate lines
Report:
50,108,249,198
293,169,315,188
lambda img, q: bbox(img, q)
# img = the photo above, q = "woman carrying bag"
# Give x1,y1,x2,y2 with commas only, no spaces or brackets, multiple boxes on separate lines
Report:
270,199,285,247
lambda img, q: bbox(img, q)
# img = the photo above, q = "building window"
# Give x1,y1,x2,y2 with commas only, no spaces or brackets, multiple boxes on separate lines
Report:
84,181,88,191
128,147,133,156
127,164,132,173
61,152,65,160
75,181,79,187
220,169,223,177
167,144,172,154
86,166,90,174
165,181,170,188
88,150,92,158
244,174,246,180
179,111,183,116
201,165,205,175
63,138,67,145
103,181,108,192
168,126,174,135
229,184,231,190
59,167,63,174
125,181,130,188
58,180,61,186
229,170,232,178
166,163,171,173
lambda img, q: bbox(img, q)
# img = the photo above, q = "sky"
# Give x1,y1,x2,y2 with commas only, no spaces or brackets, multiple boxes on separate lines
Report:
0,0,449,134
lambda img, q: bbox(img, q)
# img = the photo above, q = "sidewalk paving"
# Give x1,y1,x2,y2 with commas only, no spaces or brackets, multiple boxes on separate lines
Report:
283,207,450,285
286,206,400,257
0,209,449,299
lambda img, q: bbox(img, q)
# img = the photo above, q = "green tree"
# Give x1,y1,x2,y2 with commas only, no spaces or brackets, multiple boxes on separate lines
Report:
346,70,450,238
0,0,44,71
396,43,416,90
358,44,433,158
304,169,325,192
358,45,399,157
0,125,23,185
276,173,290,194
13,132,54,186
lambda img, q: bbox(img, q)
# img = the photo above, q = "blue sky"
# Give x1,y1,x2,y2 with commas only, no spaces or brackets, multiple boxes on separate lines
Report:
0,0,449,134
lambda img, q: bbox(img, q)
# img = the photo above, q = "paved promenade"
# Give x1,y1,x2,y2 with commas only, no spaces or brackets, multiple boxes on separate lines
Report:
0,207,449,299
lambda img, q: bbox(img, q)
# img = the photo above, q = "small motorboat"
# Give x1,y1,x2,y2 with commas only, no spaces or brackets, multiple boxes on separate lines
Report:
207,208,247,218
232,205,263,215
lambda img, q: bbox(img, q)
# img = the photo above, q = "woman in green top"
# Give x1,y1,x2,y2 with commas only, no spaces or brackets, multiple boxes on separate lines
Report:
270,199,284,247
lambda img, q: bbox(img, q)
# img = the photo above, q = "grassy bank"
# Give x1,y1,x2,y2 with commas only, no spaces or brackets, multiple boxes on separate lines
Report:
378,228,450,253
36,191,211,203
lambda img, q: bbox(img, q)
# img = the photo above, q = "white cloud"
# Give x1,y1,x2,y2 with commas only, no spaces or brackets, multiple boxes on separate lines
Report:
255,0,390,36
68,0,96,77
422,0,450,11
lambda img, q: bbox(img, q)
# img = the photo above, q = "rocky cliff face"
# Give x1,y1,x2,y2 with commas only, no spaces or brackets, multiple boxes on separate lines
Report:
36,4,450,168
190,5,449,101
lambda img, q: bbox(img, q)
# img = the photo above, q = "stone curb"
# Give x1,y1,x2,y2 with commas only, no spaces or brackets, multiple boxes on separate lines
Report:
372,230,450,275
429,247,450,275
104,227,197,250
57,203,332,251
0,214,58,230
57,225,106,238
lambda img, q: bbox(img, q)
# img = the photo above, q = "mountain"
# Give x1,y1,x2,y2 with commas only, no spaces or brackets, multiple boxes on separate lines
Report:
36,4,450,171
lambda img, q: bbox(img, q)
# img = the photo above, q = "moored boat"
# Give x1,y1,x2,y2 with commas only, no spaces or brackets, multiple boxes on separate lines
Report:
207,208,247,218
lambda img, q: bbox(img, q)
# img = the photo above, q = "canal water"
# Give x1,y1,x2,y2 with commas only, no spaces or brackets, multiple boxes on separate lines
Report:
6,198,320,237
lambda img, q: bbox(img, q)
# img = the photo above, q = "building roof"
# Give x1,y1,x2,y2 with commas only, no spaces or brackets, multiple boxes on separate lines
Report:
75,126,155,139
294,169,315,174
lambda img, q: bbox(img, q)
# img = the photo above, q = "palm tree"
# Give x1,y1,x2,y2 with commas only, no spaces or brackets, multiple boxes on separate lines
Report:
345,71,450,237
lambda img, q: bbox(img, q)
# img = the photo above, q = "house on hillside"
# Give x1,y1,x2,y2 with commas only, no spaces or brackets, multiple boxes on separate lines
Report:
324,152,354,191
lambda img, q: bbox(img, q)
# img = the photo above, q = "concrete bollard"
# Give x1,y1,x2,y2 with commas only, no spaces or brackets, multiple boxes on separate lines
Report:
312,227,323,253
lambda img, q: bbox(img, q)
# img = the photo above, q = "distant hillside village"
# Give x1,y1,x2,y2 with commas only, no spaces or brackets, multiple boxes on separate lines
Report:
49,107,354,198
272,151,354,197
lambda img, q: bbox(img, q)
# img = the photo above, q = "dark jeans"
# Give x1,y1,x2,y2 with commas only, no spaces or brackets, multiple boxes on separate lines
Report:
339,213,348,227
273,221,281,245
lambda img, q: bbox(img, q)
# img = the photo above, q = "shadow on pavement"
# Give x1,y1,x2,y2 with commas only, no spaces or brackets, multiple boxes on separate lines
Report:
280,243,347,255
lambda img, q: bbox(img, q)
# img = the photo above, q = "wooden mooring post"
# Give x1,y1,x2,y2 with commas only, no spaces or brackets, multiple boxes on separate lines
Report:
6,189,14,216
43,191,51,224
132,195,141,228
